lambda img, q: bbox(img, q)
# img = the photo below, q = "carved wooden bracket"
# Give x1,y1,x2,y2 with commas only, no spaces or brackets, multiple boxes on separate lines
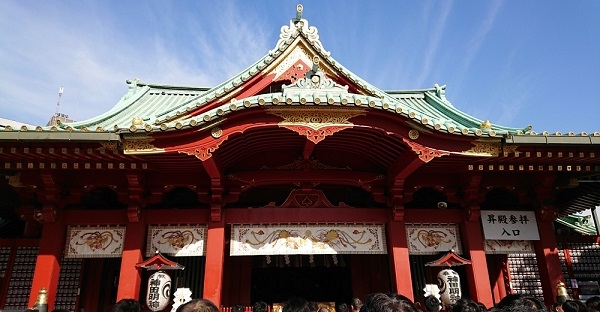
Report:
538,205,559,222
466,206,481,222
127,205,141,222
281,125,352,144
402,138,450,163
389,179,405,221
34,205,57,223
179,135,229,161
263,188,345,208
210,178,223,221
126,173,144,222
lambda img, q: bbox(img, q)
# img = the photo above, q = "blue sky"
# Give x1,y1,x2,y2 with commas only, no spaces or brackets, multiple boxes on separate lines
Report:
1,1,599,133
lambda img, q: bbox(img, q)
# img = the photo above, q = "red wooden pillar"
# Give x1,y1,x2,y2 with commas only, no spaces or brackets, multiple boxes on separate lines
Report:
387,220,413,300
116,221,145,300
461,214,494,308
204,219,226,307
28,220,66,309
490,255,507,305
534,216,563,306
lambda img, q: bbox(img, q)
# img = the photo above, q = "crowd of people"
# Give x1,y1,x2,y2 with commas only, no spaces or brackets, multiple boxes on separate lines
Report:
101,293,600,312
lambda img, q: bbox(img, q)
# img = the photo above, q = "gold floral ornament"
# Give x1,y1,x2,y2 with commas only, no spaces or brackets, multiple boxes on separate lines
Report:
480,120,492,130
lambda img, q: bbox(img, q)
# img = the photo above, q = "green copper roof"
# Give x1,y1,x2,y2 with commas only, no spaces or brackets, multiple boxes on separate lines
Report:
556,214,598,235
2,6,599,143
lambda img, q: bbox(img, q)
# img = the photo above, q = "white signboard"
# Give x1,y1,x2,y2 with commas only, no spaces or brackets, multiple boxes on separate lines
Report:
480,210,540,240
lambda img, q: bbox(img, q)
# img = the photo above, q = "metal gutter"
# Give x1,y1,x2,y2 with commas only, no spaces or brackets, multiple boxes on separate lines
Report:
505,135,598,145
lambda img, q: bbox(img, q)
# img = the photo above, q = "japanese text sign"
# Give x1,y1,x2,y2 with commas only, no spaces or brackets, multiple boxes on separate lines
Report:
480,210,539,240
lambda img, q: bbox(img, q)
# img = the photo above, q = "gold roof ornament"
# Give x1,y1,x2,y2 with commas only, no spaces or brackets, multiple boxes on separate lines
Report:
480,120,492,130
132,116,143,126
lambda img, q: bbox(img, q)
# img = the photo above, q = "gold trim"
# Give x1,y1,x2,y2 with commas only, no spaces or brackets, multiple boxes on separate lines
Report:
268,107,366,130
122,138,164,154
462,142,501,157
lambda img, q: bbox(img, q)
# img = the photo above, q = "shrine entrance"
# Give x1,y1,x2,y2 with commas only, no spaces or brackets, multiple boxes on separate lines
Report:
247,254,393,305
250,255,352,305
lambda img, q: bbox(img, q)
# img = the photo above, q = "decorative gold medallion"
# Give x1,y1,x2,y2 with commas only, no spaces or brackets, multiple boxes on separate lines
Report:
211,127,223,138
408,129,419,140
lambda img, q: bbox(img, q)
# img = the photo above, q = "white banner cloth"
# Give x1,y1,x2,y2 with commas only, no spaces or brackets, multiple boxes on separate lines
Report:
230,224,387,256
146,226,207,257
65,226,125,258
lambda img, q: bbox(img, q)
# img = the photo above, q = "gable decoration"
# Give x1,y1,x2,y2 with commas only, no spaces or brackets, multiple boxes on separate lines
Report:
65,226,125,258
230,224,386,256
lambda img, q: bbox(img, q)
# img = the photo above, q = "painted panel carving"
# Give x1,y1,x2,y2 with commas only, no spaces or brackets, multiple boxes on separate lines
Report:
230,224,386,256
146,225,207,257
65,226,125,258
406,224,462,255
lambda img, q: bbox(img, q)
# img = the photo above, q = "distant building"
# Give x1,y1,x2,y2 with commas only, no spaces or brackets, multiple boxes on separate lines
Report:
46,113,75,127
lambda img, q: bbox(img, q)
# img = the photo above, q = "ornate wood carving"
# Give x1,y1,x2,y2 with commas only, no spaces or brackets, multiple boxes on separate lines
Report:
262,188,348,208
462,142,501,157
179,135,229,161
122,138,161,154
402,138,449,163
281,125,351,144
269,107,365,143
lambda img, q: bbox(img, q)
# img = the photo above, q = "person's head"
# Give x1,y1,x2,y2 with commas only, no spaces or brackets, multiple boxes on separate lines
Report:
562,300,589,312
176,299,220,312
283,297,310,312
253,301,269,312
477,302,487,312
319,308,331,312
113,299,141,312
586,297,600,312
233,304,246,312
451,299,481,312
338,303,350,312
424,296,441,312
351,298,363,312
553,303,564,312
309,302,320,312
496,294,547,312
360,293,418,312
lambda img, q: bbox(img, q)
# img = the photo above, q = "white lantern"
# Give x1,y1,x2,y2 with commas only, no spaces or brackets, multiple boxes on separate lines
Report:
437,268,461,307
146,271,171,311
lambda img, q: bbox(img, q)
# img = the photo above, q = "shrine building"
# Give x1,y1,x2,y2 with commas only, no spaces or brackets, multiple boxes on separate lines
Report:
1,5,599,312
